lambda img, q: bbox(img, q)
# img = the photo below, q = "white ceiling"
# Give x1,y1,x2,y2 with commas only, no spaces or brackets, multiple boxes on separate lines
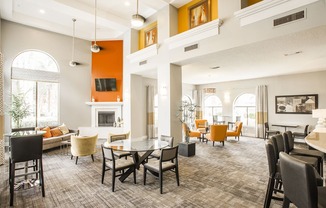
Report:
1,0,326,85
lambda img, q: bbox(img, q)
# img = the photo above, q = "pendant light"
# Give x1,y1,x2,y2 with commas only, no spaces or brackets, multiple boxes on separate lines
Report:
69,18,78,67
91,0,100,53
131,0,146,28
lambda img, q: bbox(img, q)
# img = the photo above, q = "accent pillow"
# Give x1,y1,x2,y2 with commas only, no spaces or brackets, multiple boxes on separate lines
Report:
58,123,69,134
42,126,52,138
50,128,63,137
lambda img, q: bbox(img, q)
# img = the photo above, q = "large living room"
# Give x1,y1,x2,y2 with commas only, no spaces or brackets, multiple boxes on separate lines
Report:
1,0,326,207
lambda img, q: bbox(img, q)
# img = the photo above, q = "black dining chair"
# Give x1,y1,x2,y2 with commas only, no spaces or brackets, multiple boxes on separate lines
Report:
292,125,309,139
9,134,45,206
109,133,132,159
279,152,326,208
149,135,174,160
101,145,136,192
264,122,280,140
143,146,179,194
283,131,324,177
263,141,283,208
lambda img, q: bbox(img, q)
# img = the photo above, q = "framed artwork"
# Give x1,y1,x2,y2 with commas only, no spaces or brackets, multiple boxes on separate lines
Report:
275,94,318,114
189,0,210,29
144,26,157,47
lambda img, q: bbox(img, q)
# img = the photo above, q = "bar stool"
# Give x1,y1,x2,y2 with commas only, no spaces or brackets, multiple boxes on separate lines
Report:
9,134,45,206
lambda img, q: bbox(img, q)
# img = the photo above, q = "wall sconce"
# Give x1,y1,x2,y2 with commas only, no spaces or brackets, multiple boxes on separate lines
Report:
161,85,167,97
312,109,326,132
224,92,230,103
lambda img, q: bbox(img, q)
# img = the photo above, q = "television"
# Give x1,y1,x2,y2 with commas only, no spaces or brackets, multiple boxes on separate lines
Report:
95,78,117,91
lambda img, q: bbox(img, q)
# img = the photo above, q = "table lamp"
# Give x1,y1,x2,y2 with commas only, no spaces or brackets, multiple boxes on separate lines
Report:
312,109,326,132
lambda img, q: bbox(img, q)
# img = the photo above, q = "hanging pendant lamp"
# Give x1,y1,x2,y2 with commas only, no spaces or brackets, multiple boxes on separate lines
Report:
91,0,100,53
69,18,78,67
131,0,146,28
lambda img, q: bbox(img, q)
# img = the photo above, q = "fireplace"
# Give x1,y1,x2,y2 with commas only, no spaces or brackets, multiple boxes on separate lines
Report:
86,102,123,127
98,111,115,127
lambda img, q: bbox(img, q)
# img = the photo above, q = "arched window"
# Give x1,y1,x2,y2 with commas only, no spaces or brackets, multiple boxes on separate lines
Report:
233,93,256,127
11,50,60,128
204,95,222,124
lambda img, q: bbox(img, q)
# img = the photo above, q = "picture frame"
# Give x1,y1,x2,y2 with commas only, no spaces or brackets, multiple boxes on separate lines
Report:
189,0,210,29
144,26,157,48
275,94,318,114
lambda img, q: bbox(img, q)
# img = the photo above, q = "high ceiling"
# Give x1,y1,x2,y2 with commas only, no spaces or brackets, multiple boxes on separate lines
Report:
1,0,326,85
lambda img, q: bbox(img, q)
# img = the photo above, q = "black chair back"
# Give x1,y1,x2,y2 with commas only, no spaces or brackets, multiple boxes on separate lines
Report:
161,146,178,162
264,122,270,131
280,152,317,208
10,135,43,163
283,131,294,153
304,125,309,137
271,134,284,160
265,141,277,177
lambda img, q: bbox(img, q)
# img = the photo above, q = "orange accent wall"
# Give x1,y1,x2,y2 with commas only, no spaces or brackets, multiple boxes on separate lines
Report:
178,0,218,34
91,40,123,102
248,0,262,6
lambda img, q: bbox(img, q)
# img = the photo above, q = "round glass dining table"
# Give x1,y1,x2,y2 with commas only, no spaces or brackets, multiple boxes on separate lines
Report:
103,138,169,182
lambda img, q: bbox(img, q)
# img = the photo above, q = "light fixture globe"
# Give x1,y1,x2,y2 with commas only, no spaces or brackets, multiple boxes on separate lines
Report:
131,14,145,27
91,44,100,53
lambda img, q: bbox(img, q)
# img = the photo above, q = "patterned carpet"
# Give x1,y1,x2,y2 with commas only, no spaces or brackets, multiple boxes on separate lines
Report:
0,136,299,207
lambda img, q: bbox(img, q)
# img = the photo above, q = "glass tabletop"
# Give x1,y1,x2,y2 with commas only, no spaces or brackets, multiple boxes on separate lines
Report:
104,138,169,152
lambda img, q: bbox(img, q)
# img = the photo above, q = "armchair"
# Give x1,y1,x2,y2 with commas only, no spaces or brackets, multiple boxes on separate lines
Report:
226,121,242,141
206,125,228,146
70,134,98,164
182,123,201,141
195,119,208,131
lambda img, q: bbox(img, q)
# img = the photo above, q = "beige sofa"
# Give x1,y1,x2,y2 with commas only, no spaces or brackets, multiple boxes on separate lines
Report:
36,125,79,151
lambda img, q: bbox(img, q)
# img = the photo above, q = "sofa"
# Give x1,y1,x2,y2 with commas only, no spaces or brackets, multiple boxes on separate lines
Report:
36,124,79,151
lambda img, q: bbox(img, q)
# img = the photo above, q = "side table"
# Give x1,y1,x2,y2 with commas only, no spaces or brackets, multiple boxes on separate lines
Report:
178,142,196,157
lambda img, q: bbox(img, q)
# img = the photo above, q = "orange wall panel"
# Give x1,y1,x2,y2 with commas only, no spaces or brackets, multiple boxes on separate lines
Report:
248,0,262,6
91,40,123,102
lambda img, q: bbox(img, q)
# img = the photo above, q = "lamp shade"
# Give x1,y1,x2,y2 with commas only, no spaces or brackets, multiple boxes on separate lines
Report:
131,14,145,27
312,109,326,118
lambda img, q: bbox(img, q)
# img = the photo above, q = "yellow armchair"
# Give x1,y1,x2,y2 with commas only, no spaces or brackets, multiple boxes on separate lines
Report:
226,122,243,141
71,134,98,164
182,123,201,139
195,119,208,131
206,125,228,146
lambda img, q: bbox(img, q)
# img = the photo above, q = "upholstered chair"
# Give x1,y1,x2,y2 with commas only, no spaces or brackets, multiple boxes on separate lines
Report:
206,125,228,146
226,121,243,141
182,123,201,140
108,132,132,159
71,134,98,164
264,122,280,140
143,146,179,194
150,135,174,159
280,152,326,208
195,119,208,131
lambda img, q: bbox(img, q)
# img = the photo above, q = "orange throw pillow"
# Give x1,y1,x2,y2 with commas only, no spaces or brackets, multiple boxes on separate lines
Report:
42,126,52,138
50,128,63,137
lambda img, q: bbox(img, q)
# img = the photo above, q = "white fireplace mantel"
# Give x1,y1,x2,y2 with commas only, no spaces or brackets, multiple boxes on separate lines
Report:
85,102,123,127
85,102,123,106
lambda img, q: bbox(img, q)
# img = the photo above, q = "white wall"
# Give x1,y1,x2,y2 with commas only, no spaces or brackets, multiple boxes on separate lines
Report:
1,20,92,132
198,70,326,134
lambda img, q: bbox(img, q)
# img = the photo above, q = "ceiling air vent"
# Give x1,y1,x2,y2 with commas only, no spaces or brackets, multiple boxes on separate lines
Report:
273,10,305,27
184,44,198,52
139,60,147,66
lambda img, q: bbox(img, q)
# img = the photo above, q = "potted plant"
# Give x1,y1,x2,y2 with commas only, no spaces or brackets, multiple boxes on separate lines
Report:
8,93,30,128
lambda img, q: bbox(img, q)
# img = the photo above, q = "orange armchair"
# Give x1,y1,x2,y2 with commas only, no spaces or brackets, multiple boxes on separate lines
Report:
182,123,201,139
206,125,228,146
226,122,243,141
195,119,208,131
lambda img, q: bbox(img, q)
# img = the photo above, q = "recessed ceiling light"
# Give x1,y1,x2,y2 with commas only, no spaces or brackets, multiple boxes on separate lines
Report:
284,51,302,56
124,1,130,6
39,9,45,14
210,66,220,69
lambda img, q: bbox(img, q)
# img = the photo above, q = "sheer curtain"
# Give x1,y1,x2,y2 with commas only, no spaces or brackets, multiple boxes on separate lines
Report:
256,85,268,138
196,89,203,120
146,85,155,139
0,52,4,165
